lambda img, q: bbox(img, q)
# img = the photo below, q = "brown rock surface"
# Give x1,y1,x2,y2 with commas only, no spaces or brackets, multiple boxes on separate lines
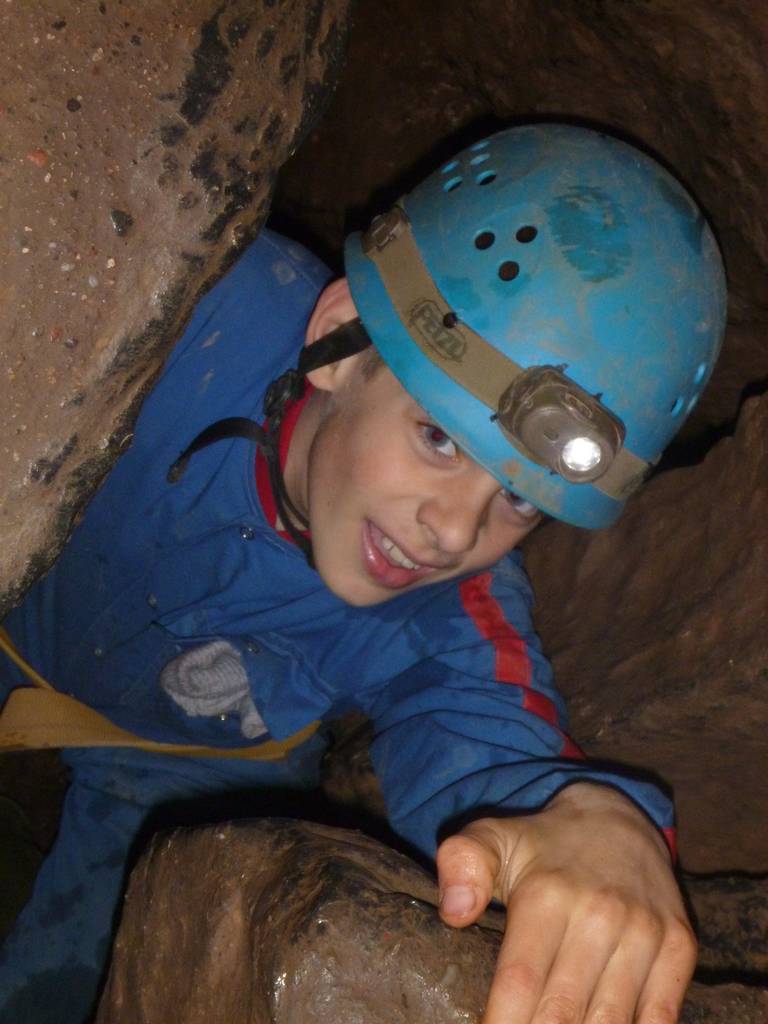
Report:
96,820,768,1024
97,820,501,1024
0,0,351,617
688,874,768,976
523,392,768,872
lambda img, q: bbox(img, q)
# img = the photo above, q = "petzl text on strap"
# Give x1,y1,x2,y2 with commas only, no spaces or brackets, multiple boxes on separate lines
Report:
0,627,318,760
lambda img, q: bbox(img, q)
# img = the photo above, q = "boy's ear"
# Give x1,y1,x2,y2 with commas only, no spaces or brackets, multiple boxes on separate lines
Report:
304,278,360,392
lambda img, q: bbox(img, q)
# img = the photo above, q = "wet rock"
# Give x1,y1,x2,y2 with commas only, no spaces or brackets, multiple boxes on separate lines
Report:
96,819,767,1023
96,819,500,1024
0,0,351,618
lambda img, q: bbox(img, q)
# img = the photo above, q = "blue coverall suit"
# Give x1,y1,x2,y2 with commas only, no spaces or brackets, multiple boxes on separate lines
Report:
0,230,674,1023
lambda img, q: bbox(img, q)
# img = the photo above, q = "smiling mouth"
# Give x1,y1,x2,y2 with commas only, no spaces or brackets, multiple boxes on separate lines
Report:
362,520,442,589
379,532,422,570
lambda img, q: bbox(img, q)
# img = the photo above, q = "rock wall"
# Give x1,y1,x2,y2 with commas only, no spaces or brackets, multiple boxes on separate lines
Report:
524,391,768,872
0,0,351,617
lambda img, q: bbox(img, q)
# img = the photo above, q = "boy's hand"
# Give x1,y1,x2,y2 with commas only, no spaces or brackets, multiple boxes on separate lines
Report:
436,783,696,1024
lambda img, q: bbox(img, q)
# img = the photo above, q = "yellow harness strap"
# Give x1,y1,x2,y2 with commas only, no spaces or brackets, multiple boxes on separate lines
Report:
0,626,318,760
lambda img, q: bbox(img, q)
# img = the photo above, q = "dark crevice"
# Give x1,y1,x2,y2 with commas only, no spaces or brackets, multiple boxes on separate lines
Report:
693,966,768,988
683,869,768,882
654,373,768,474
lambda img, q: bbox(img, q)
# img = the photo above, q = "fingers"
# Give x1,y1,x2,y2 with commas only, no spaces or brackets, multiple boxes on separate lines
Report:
483,874,643,1024
579,912,695,1024
436,822,503,927
572,908,669,1024
482,883,569,1024
437,804,696,1024
634,916,697,1024
482,879,695,1024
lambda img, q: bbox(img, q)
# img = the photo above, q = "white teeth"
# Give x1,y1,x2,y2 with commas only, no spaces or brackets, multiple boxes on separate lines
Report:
380,534,421,570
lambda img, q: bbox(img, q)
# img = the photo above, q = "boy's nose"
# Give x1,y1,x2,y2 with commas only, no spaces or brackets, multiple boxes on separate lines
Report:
416,470,499,556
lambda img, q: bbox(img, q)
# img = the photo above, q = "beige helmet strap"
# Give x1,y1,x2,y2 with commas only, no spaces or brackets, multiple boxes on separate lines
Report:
363,205,521,411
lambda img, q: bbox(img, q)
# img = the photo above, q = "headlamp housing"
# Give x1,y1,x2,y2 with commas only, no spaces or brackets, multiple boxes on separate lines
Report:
497,366,624,484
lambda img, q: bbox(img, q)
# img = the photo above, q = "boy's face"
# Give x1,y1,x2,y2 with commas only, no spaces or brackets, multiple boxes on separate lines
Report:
287,354,541,607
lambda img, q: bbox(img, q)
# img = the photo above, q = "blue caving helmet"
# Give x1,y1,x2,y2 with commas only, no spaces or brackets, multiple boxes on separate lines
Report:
344,123,727,528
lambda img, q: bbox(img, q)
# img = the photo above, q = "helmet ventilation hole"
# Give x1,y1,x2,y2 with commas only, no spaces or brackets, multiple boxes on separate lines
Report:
477,170,497,186
670,396,684,416
516,225,538,243
470,140,489,151
475,231,495,250
441,160,459,174
693,361,708,384
498,260,520,281
444,176,463,193
470,153,490,166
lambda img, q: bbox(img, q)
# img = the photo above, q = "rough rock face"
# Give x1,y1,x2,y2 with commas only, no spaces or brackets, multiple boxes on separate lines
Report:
523,391,768,872
97,820,501,1024
0,0,351,617
96,820,768,1024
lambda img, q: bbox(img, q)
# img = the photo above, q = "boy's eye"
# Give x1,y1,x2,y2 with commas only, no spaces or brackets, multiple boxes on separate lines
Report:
501,490,540,520
421,423,458,459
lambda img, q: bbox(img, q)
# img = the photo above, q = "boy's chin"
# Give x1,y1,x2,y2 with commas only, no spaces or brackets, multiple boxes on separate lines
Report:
316,568,393,607
312,555,415,608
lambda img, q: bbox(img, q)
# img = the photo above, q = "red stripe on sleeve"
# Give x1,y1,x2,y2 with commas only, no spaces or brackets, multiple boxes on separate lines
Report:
559,736,585,759
459,572,584,759
459,573,531,686
523,689,559,725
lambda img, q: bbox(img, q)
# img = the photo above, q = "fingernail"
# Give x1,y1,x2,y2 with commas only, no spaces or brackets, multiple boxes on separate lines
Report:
439,885,477,917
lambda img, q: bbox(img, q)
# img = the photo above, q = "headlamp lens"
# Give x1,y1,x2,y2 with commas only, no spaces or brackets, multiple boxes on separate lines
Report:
561,436,603,473
498,366,625,484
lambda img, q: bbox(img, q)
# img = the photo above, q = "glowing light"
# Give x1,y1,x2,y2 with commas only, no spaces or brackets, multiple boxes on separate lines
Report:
562,436,602,473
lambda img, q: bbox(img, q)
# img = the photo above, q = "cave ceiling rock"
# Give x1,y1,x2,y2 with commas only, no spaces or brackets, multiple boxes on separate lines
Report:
276,0,768,438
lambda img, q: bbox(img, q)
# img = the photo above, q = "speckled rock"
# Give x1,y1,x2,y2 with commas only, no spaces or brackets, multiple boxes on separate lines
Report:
96,820,768,1023
0,0,351,617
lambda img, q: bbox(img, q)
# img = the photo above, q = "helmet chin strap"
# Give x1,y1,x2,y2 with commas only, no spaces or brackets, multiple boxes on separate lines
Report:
166,318,372,567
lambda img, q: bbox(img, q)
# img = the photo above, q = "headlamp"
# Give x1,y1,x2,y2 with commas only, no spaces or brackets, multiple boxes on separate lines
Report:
497,366,624,483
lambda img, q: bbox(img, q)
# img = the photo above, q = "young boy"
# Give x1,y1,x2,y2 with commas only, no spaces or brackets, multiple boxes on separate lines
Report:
0,123,726,1024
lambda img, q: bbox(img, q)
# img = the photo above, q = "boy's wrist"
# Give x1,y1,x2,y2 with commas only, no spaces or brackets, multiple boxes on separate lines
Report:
545,780,674,863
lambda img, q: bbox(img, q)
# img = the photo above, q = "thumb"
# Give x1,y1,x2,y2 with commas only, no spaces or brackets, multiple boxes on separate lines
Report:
436,822,502,928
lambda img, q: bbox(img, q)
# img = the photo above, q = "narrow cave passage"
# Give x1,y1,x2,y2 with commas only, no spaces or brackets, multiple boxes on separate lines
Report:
0,2,766,1021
